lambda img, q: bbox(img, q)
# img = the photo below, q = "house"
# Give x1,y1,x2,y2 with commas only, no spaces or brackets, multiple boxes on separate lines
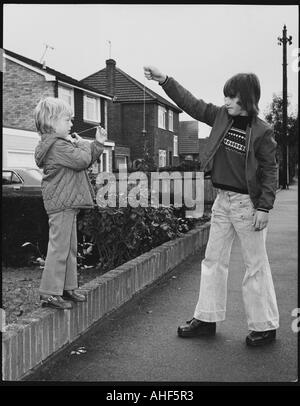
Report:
2,49,114,173
81,59,182,169
178,120,200,162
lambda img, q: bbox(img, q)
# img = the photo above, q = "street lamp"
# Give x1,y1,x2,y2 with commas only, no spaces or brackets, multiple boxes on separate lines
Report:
278,25,292,189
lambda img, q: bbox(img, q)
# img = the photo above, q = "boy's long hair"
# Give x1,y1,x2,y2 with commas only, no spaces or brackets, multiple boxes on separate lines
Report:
34,97,73,134
223,73,261,116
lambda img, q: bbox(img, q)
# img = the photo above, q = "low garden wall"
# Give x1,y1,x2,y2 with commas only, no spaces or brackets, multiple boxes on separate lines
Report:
2,222,210,381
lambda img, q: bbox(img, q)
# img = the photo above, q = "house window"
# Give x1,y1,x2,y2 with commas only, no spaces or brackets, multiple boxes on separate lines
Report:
158,149,166,168
84,94,101,123
58,85,74,112
173,135,178,157
158,106,167,129
116,155,127,170
168,110,174,131
91,150,109,173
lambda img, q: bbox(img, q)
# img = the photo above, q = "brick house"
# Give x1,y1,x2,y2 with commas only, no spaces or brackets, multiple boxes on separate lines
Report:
178,120,200,162
81,59,182,169
179,120,210,165
3,49,114,172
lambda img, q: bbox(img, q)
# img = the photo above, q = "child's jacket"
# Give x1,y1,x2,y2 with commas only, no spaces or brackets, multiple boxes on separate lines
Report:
35,133,104,214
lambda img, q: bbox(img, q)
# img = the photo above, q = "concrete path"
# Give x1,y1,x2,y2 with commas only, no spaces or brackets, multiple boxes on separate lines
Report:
26,181,298,383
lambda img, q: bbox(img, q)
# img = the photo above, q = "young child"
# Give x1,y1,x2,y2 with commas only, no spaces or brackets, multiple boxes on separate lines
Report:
34,97,107,309
144,66,279,347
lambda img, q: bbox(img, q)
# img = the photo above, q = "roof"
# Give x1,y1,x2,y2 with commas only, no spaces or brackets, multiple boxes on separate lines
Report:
179,121,200,153
4,49,113,99
81,64,182,113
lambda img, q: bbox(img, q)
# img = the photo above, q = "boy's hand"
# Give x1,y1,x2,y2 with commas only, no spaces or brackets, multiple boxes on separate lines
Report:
144,66,167,84
69,132,83,144
252,210,269,231
95,126,107,144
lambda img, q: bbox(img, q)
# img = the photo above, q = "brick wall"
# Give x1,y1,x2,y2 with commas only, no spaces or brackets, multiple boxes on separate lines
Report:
107,101,123,144
2,222,211,380
3,59,55,131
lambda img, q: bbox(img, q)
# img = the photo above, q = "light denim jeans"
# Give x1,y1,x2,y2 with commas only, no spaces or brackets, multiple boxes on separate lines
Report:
194,189,279,331
39,209,79,296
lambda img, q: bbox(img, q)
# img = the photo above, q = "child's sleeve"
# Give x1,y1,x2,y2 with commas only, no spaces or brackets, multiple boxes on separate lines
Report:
90,140,104,165
76,139,104,166
53,140,92,171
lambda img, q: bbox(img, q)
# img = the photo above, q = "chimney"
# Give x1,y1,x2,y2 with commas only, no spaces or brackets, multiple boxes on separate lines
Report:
106,59,116,96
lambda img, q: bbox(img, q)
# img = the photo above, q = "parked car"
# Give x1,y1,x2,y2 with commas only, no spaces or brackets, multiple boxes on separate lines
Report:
2,167,42,196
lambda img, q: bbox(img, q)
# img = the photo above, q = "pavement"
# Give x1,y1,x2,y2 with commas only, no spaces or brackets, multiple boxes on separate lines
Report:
25,181,298,383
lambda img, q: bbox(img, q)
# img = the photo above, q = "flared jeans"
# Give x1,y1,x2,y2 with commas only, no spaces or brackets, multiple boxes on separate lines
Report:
39,209,79,296
194,190,279,331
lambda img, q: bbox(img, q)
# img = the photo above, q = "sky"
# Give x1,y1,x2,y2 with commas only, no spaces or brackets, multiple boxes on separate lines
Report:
3,4,299,138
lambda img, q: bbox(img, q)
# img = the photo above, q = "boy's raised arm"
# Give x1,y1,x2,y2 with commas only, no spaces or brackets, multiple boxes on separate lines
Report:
144,65,221,127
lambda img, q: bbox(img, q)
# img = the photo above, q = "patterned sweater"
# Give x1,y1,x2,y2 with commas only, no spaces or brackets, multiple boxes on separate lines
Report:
212,115,251,194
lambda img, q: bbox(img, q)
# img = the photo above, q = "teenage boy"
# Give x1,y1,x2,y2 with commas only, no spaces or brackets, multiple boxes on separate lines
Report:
144,66,279,347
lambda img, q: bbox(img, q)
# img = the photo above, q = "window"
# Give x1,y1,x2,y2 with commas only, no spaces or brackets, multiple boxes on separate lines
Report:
84,94,101,123
2,171,21,185
158,149,166,168
116,155,127,170
91,151,109,173
168,110,174,131
58,86,74,112
173,135,178,157
102,152,107,172
158,106,167,129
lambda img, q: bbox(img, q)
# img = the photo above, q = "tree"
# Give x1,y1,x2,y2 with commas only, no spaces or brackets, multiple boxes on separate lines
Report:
264,94,298,184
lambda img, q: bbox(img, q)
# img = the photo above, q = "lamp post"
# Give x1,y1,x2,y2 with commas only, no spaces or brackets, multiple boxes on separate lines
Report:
278,25,292,189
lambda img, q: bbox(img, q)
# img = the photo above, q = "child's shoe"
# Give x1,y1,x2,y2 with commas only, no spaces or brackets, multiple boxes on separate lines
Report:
41,295,73,310
62,290,87,302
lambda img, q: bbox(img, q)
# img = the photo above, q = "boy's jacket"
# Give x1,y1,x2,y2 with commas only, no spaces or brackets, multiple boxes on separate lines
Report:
35,134,104,214
162,77,278,211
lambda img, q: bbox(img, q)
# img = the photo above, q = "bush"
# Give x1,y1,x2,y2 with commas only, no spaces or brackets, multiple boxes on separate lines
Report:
2,174,214,268
2,195,49,267
77,205,204,273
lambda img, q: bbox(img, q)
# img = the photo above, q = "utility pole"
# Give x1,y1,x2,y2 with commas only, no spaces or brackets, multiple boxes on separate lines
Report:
278,25,292,189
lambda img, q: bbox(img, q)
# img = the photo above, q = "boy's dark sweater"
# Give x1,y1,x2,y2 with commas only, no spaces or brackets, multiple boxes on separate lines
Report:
212,115,251,194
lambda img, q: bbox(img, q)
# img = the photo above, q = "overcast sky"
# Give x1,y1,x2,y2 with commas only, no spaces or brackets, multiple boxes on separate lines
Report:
3,4,299,138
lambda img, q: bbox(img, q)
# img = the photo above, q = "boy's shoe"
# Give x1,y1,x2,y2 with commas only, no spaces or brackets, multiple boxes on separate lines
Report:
41,295,73,310
246,329,276,347
177,318,216,337
62,290,87,302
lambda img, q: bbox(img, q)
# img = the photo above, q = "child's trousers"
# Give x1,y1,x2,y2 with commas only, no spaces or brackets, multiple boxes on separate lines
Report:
194,190,279,331
39,209,79,296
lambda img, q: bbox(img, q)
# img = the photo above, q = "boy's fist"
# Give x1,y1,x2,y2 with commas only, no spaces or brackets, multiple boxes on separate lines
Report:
143,66,167,84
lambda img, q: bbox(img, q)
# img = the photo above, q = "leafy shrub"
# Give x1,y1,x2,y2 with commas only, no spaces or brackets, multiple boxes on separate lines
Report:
2,174,213,268
77,205,206,273
2,195,49,267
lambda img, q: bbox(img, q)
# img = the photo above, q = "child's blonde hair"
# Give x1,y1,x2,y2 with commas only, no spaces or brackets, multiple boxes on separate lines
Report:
34,97,73,134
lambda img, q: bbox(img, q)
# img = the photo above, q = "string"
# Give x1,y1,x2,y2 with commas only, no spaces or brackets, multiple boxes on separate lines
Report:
76,125,100,135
